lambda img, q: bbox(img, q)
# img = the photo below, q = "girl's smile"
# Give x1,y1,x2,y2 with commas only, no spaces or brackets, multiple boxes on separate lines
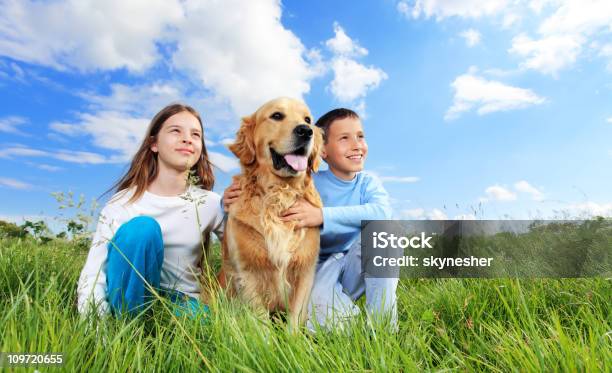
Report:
176,147,195,155
151,111,203,172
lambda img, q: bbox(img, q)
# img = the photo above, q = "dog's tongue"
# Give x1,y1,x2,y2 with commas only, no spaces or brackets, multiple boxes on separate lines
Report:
284,154,307,171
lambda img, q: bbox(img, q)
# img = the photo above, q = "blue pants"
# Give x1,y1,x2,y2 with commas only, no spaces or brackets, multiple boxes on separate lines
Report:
106,216,208,319
307,237,398,331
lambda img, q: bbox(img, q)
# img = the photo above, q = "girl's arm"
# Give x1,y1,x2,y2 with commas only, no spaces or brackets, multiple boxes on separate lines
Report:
211,197,225,241
76,207,115,316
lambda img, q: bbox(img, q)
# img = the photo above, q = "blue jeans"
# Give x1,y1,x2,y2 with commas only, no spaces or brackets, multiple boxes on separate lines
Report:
307,236,398,331
106,216,209,319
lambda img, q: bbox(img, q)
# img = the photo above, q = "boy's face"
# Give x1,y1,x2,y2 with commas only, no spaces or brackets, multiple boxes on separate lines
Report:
321,116,368,180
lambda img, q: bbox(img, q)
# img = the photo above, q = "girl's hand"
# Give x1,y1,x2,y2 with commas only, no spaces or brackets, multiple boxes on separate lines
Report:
223,180,242,212
281,199,323,229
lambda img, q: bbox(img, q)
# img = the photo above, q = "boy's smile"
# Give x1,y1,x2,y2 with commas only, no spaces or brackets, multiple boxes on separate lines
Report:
321,116,368,180
347,154,364,162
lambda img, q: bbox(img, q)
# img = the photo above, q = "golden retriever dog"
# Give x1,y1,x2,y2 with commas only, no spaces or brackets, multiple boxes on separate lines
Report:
219,97,322,329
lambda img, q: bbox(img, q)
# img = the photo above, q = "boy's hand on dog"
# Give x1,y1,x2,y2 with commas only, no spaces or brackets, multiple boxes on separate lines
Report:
281,199,323,229
223,181,323,230
223,180,242,212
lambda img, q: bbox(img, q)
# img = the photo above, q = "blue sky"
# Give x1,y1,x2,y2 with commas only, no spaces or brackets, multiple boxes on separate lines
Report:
1,0,611,228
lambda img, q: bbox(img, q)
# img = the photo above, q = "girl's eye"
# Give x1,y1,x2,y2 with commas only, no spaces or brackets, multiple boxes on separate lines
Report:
193,132,201,138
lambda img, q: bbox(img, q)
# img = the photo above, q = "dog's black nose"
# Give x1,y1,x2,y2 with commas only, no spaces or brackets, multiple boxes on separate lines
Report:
294,124,313,139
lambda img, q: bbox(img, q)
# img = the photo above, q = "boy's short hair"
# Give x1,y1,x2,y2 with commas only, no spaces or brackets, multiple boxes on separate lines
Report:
315,108,359,143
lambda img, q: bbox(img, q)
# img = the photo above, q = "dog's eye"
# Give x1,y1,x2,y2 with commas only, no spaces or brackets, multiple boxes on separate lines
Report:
270,112,285,121
304,116,311,124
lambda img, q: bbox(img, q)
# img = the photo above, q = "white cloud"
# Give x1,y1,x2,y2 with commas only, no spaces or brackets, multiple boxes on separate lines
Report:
607,117,612,124
0,116,28,135
172,0,317,114
398,207,448,220
0,146,111,164
483,185,517,202
454,213,476,220
514,180,544,201
0,146,48,157
0,0,321,116
509,33,583,76
305,48,328,78
23,161,63,172
80,83,184,117
0,60,65,89
52,150,111,164
400,208,425,219
208,151,239,173
482,67,522,78
353,100,368,119
599,43,612,71
396,0,522,29
397,1,411,17
511,0,612,76
538,0,612,36
396,1,612,76
0,0,183,72
326,23,368,57
502,11,522,28
35,164,63,172
399,0,510,20
369,171,420,183
445,68,546,120
326,23,387,108
0,177,32,190
329,57,387,102
9,62,24,81
51,111,149,162
565,201,612,217
428,208,448,220
529,0,560,14
378,176,421,183
77,81,235,134
460,29,481,47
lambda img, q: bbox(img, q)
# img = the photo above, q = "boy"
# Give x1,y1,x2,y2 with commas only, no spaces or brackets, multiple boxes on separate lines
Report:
224,108,397,330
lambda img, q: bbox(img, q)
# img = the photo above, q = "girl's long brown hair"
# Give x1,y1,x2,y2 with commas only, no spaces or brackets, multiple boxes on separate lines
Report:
107,103,215,203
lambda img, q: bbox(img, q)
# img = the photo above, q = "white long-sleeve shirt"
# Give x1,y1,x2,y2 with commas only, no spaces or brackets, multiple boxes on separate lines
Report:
77,185,224,316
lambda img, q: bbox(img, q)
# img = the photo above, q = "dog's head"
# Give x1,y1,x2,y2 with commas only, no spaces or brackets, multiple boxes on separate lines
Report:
230,97,322,178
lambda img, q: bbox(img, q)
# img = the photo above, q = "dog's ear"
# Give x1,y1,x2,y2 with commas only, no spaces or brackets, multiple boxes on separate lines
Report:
308,126,323,174
229,114,256,165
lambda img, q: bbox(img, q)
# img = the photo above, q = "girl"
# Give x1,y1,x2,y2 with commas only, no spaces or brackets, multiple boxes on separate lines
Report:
77,103,224,318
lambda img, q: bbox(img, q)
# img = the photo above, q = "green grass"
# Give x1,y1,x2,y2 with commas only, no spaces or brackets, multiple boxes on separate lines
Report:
0,237,610,372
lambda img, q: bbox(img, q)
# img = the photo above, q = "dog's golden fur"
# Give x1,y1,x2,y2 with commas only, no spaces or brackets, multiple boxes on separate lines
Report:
219,97,322,327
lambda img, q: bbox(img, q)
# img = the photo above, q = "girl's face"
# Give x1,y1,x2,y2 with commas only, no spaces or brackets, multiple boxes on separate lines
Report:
151,111,203,172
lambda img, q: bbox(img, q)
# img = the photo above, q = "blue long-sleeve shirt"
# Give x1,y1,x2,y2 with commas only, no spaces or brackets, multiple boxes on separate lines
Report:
314,170,392,259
